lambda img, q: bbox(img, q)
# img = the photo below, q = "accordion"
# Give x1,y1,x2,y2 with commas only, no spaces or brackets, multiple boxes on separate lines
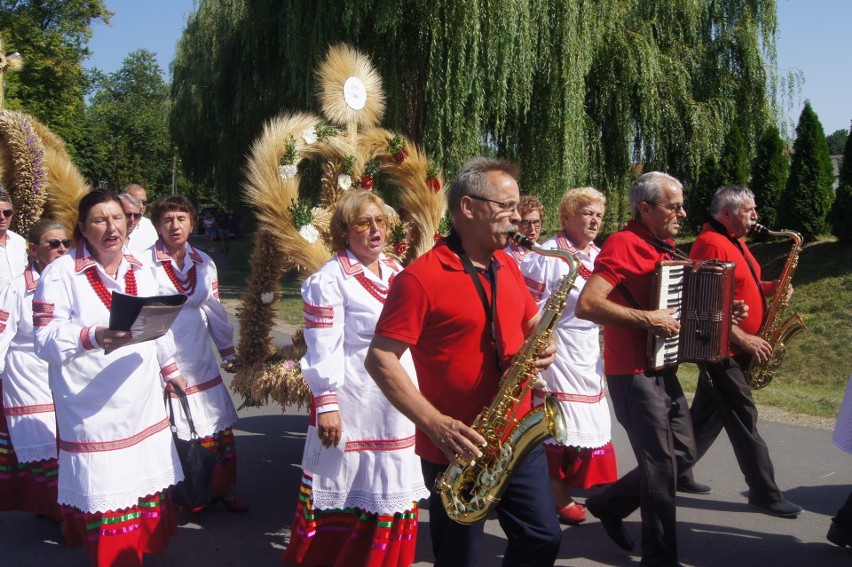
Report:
648,260,736,369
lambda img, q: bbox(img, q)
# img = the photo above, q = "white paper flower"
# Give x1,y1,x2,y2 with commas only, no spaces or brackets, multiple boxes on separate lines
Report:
299,223,319,243
301,127,317,145
281,359,298,371
260,292,275,304
279,164,298,179
337,173,352,191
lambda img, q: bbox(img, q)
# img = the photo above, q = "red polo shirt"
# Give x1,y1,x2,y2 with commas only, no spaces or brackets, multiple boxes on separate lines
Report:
593,221,674,375
375,239,538,464
690,222,767,354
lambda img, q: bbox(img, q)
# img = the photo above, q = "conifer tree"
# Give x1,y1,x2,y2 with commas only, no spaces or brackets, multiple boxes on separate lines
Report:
778,102,834,240
688,124,749,229
829,122,852,242
750,125,788,229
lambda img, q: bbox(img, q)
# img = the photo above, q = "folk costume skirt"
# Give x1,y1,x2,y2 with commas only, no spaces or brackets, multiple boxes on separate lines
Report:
61,490,177,567
0,382,61,519
281,474,419,567
545,441,618,490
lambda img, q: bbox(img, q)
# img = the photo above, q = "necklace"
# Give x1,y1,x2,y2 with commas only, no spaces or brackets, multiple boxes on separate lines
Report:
85,266,137,309
162,261,197,296
355,272,393,304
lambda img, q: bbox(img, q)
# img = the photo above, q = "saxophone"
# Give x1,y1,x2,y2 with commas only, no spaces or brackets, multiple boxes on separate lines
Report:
745,223,806,389
436,233,577,524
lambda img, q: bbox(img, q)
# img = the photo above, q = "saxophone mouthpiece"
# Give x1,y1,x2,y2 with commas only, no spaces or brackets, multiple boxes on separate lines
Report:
510,232,536,250
750,222,768,235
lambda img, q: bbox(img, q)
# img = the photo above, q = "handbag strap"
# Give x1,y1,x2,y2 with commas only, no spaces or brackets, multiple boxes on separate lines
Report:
165,384,200,439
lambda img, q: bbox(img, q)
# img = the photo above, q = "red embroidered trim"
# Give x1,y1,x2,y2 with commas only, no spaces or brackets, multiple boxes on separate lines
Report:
2,403,56,416
32,301,54,327
165,375,223,397
304,319,333,329
59,418,170,453
0,310,8,322
212,280,220,299
162,261,197,296
24,264,38,291
160,362,178,377
303,303,333,318
344,435,416,452
85,266,138,309
556,233,593,280
80,326,95,350
533,389,607,404
314,394,337,408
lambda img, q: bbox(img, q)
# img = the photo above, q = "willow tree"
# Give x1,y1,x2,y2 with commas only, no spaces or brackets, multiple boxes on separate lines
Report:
170,0,780,228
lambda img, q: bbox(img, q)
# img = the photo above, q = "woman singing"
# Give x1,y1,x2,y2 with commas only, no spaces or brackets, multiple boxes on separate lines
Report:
282,190,428,567
33,189,186,566
148,195,245,512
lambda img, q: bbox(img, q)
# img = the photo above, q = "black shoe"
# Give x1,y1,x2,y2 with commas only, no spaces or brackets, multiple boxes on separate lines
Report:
748,497,802,518
827,521,852,548
677,478,713,494
586,499,635,551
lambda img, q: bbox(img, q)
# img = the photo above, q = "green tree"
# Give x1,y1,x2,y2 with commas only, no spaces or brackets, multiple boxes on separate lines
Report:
750,125,788,229
779,101,835,240
829,124,852,242
826,128,848,155
687,124,750,228
81,50,173,196
0,1,111,146
170,0,781,219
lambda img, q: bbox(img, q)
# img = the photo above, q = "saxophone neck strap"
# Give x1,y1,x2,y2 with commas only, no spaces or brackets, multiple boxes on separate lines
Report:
447,230,503,373
708,217,766,308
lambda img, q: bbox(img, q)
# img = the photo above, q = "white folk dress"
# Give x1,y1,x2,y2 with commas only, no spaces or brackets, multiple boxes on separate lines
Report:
520,233,613,454
0,264,57,463
148,240,237,440
503,241,530,265
33,245,183,513
300,249,429,514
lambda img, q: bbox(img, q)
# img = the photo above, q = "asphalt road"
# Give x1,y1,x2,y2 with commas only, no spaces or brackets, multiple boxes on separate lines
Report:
2,249,850,566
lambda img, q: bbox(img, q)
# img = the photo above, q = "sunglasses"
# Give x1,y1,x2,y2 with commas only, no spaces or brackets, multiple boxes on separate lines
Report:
351,215,387,232
139,200,147,207
125,212,143,221
0,209,13,218
40,239,73,249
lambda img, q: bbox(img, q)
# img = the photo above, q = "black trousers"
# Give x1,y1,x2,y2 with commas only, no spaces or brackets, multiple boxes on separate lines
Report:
834,492,852,531
678,354,783,504
421,445,562,567
588,369,696,567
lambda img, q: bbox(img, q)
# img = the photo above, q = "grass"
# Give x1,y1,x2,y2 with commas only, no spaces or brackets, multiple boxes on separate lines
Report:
218,231,851,419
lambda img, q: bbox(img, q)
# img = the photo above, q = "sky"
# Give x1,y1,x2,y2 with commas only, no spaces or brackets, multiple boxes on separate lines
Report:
82,0,852,136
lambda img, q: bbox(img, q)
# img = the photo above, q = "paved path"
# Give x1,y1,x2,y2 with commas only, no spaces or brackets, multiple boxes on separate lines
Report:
2,245,850,566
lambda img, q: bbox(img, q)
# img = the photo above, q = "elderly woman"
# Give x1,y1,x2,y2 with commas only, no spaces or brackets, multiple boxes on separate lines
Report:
520,187,617,525
147,195,244,512
33,189,186,566
504,194,544,263
0,219,70,519
282,190,429,567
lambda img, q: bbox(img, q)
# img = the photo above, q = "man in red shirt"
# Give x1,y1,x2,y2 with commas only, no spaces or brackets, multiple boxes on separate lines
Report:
677,185,802,518
575,172,697,567
366,157,561,566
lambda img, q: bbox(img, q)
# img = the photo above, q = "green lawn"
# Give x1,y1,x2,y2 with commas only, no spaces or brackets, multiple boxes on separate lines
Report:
220,232,851,419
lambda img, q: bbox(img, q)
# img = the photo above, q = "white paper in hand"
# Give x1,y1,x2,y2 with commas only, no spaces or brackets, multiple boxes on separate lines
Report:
301,425,346,477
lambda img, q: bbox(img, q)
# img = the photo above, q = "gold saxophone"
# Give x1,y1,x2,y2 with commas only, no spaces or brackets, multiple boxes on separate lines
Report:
745,223,806,389
435,233,577,524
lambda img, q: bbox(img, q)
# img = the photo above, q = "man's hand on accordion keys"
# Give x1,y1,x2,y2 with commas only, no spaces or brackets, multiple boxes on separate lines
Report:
731,300,749,326
647,307,680,338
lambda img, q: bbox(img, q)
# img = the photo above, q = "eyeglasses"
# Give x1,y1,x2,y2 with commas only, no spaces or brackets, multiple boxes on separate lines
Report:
648,202,685,214
470,195,519,213
0,209,13,218
138,200,147,207
125,212,143,221
40,239,73,249
351,215,387,232
519,219,542,228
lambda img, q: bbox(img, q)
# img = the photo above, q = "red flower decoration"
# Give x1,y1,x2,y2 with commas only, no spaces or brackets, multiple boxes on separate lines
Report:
427,177,441,192
362,175,374,189
433,232,440,242
395,242,407,255
393,148,409,163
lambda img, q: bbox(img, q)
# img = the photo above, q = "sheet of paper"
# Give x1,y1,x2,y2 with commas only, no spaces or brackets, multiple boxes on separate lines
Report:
301,425,346,477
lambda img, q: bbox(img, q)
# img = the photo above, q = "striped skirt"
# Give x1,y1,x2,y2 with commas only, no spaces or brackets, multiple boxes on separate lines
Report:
281,475,419,567
545,441,618,489
61,490,177,567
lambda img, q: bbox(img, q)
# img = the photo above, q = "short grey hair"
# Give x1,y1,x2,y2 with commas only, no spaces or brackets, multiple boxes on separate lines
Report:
710,185,755,217
118,192,142,209
447,157,520,215
0,190,11,206
629,172,682,219
27,218,67,243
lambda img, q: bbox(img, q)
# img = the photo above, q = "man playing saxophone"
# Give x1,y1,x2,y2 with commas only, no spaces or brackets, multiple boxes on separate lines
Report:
366,157,562,567
677,185,802,518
